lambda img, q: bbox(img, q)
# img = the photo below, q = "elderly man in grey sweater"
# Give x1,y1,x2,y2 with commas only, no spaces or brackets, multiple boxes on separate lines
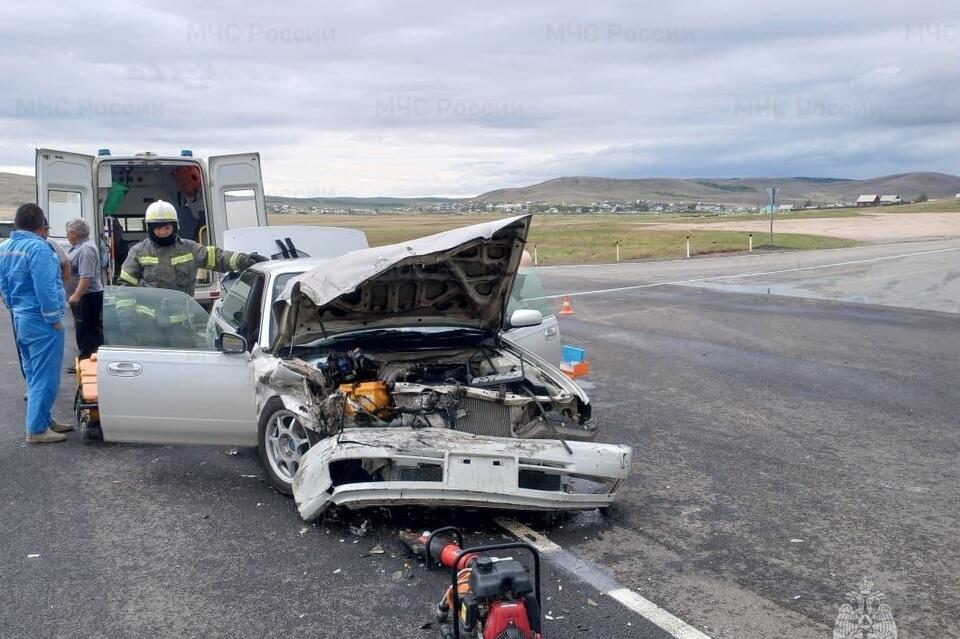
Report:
65,218,103,360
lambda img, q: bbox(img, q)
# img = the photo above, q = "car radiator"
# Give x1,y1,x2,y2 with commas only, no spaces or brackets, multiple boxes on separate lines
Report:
391,385,526,438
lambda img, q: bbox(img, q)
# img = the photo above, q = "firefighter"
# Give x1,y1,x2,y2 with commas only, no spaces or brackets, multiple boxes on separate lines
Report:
118,200,267,296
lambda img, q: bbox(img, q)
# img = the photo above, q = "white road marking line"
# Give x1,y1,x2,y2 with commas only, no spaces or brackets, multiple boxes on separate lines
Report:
496,518,712,639
530,246,960,300
496,517,561,551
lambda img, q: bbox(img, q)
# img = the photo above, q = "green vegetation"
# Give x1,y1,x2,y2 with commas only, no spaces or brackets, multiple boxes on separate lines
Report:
793,176,854,183
270,212,858,265
872,199,960,214
690,180,756,192
657,208,862,223
525,225,855,265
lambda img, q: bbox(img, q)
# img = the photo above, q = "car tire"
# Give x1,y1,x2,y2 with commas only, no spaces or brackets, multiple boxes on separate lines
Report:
258,397,317,497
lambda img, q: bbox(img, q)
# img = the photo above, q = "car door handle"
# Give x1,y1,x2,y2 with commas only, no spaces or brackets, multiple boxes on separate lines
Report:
544,326,558,339
106,362,143,377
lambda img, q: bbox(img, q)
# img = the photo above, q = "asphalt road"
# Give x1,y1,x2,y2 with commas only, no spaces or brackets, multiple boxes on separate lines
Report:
0,315,668,638
2,240,958,638
537,241,959,638
537,237,960,314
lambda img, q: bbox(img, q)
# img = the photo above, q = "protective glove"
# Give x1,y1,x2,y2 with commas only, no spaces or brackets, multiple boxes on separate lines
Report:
247,252,269,264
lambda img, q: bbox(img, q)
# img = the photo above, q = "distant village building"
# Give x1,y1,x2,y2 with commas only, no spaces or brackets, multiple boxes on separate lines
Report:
856,194,901,207
778,204,798,212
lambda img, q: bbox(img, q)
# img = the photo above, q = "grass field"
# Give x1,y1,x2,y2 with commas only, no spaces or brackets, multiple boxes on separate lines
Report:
269,213,857,264
667,208,863,223
870,199,960,214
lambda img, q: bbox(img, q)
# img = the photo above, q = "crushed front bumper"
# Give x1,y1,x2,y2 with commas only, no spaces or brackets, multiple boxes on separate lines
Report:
292,428,632,521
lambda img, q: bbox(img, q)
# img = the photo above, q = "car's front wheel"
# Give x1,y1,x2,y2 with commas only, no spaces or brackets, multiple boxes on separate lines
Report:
258,397,315,496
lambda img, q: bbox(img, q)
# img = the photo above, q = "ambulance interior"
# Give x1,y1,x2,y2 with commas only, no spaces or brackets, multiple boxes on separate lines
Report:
97,161,209,284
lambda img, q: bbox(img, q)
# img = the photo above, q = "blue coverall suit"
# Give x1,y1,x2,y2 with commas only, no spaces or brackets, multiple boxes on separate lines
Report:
0,230,66,435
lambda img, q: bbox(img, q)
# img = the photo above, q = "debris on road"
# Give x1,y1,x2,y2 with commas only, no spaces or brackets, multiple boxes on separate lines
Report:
349,519,370,537
27,554,39,559
226,448,239,456
365,544,386,556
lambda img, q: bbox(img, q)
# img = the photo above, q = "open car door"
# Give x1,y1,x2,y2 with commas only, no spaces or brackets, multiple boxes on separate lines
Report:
35,148,95,241
96,287,258,446
207,153,267,246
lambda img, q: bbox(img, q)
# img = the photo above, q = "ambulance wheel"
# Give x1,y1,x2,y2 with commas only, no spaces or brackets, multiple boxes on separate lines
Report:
258,398,317,497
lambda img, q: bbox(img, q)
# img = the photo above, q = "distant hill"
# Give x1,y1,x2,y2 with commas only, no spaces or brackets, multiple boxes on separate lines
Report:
266,195,464,210
3,170,959,214
0,172,36,213
0,172,462,214
474,173,960,206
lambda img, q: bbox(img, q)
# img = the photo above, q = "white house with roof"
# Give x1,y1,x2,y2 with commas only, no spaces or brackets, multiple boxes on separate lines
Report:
879,195,902,205
856,194,880,207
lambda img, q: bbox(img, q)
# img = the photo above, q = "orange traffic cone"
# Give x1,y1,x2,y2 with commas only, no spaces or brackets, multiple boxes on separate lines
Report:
559,294,574,315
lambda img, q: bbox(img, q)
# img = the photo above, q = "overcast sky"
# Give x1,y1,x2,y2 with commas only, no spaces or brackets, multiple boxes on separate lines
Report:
1,1,959,197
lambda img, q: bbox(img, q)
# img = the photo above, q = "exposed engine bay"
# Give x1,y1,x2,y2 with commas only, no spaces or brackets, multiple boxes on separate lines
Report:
264,343,597,444
259,215,630,517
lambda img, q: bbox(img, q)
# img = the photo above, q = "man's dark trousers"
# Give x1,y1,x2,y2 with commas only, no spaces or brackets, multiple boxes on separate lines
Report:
73,290,103,358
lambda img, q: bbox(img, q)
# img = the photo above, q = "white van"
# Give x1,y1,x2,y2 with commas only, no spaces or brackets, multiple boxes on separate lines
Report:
35,148,268,305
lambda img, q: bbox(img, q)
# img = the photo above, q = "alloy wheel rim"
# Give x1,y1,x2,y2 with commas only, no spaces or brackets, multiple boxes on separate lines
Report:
265,410,311,483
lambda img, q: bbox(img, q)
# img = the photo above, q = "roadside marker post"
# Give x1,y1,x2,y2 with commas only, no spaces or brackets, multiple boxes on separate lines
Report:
749,233,753,252
534,245,539,266
616,241,620,263
766,187,779,249
686,236,691,259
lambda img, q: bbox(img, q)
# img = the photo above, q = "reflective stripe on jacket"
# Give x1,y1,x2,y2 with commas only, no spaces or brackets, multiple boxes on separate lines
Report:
118,237,252,296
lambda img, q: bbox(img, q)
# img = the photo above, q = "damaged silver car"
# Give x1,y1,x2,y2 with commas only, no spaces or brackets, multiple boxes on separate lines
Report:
93,216,631,519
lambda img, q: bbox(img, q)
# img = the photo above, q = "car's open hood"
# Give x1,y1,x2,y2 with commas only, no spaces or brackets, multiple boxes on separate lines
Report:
272,215,531,349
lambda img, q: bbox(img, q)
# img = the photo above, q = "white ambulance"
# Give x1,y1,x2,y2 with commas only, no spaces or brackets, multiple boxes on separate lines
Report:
36,148,268,305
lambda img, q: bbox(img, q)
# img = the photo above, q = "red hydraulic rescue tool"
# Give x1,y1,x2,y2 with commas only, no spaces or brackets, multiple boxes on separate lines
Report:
416,527,544,639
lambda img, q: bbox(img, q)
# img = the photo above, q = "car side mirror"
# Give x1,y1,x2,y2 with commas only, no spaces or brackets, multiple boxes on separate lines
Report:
218,331,247,354
508,309,543,328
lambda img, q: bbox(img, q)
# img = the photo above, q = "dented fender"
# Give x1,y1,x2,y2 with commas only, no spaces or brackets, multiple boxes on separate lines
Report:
253,353,342,434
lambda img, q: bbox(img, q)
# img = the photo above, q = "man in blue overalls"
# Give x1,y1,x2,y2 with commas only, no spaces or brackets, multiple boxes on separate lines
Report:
0,204,69,443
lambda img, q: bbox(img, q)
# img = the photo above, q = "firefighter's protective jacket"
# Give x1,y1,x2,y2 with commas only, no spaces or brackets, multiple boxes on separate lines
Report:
118,237,253,296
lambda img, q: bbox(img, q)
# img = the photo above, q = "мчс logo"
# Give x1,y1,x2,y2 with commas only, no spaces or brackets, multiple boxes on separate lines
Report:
833,577,897,639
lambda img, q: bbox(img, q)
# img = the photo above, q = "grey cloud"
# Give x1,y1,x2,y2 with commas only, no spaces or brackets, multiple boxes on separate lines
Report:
0,0,958,196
